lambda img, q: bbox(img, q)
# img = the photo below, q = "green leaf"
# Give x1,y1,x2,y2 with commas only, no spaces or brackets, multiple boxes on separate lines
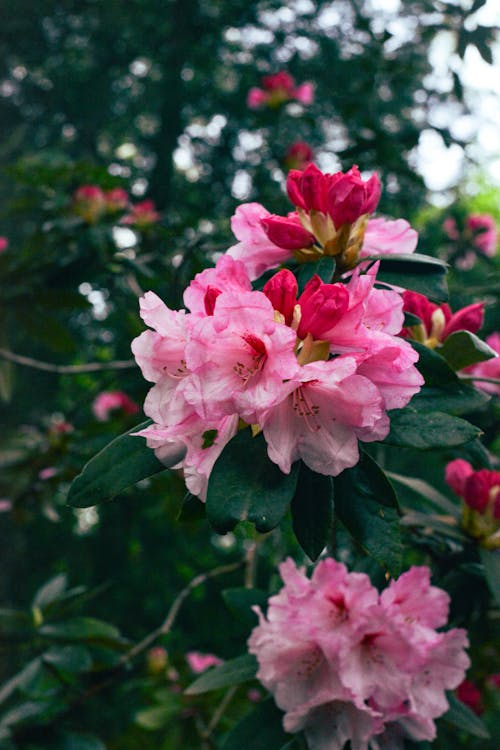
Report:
444,692,490,739
67,420,185,508
370,253,448,302
411,341,458,386
291,464,333,561
135,704,178,731
42,645,92,676
410,383,490,415
177,492,206,522
39,617,125,646
185,654,258,695
296,256,336,293
400,511,467,543
32,573,68,610
403,311,422,327
0,660,42,706
222,588,268,626
334,451,402,574
221,698,290,750
206,430,300,533
386,472,460,518
384,410,481,449
479,548,500,605
55,733,106,750
436,330,497,371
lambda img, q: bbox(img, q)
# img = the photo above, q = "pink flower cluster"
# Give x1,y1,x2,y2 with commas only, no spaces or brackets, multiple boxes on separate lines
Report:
228,164,417,279
132,252,422,499
248,558,469,750
92,390,139,422
444,214,497,258
247,71,314,109
73,185,159,226
401,290,484,348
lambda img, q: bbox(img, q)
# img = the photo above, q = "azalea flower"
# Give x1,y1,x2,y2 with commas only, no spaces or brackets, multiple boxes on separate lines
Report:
248,558,469,750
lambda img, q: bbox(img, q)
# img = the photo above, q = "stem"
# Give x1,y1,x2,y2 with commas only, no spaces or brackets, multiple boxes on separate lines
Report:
244,541,259,589
203,686,238,738
0,348,135,374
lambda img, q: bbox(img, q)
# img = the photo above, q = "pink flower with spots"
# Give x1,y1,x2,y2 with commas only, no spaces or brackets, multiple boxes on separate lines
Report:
248,558,469,750
92,391,139,421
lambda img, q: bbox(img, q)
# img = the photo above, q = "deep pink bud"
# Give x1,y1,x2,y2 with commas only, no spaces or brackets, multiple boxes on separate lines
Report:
260,214,315,250
0,237,8,253
457,680,484,715
263,269,298,325
326,166,381,228
443,302,484,338
464,470,500,515
262,71,295,93
105,187,129,211
297,276,350,339
445,459,474,498
247,87,267,109
284,142,314,170
74,185,105,202
287,163,328,213
293,82,314,104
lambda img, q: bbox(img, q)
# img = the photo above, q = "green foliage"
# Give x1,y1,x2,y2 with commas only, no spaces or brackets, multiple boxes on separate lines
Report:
185,654,258,695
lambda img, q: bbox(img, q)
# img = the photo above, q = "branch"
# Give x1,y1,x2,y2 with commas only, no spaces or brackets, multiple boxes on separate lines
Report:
0,348,135,374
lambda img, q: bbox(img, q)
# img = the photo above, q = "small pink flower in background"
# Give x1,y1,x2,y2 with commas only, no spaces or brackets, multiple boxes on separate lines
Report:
487,673,500,689
49,419,74,436
247,70,315,109
247,688,262,703
467,214,497,257
445,459,500,546
73,184,106,223
92,390,139,421
0,499,13,513
401,290,484,349
248,558,469,750
122,199,160,227
186,651,223,674
105,187,129,211
465,332,500,395
443,216,459,241
456,679,484,715
0,237,8,253
39,467,58,481
284,142,314,171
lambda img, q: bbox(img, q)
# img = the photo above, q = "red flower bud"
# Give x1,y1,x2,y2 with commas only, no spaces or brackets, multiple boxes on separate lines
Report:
263,269,298,325
261,214,315,250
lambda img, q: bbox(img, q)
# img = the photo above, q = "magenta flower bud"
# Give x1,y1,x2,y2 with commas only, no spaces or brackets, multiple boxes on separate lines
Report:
261,214,315,251
105,187,129,211
287,163,327,213
326,166,381,228
284,142,314,171
445,459,474,498
297,276,350,340
442,302,484,338
0,237,8,253
247,87,267,109
464,470,500,516
262,71,295,93
263,269,298,326
457,679,484,716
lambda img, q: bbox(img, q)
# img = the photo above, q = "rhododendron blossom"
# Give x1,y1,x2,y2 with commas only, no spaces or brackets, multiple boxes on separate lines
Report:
73,185,106,223
401,291,484,349
92,390,139,421
122,199,160,227
105,187,129,211
467,214,497,256
247,71,314,109
445,459,500,547
228,164,419,280
132,251,422,494
284,141,314,171
248,558,469,750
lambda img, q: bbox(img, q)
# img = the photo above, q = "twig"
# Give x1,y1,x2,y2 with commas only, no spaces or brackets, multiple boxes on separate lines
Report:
0,348,135,374
203,686,237,739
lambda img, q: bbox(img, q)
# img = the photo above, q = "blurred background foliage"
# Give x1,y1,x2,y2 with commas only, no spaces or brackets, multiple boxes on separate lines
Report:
0,0,499,748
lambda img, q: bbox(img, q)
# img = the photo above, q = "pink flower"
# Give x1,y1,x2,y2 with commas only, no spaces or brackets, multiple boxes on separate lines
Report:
445,458,474,497
284,142,314,171
261,213,316,251
401,291,484,348
92,391,139,421
445,459,500,545
247,71,315,109
0,237,8,253
456,679,484,715
105,187,129,211
39,467,58,481
248,558,469,750
73,185,106,223
186,651,223,674
467,214,497,257
443,217,459,241
183,254,251,316
465,332,500,395
122,199,160,227
360,218,418,258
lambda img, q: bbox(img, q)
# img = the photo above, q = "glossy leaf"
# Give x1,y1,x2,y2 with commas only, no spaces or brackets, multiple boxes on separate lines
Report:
291,464,334,561
334,451,402,574
206,430,299,533
386,472,460,518
436,330,497,371
444,693,490,739
39,617,126,647
222,588,268,626
32,574,68,610
220,698,290,750
42,646,92,676
479,548,500,605
369,253,448,302
296,256,336,292
185,653,258,695
385,410,481,449
67,420,185,508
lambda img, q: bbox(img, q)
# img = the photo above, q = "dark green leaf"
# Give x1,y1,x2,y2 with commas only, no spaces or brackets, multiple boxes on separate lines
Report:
135,704,178,731
370,253,448,302
67,420,184,508
32,573,68,610
411,341,458,386
436,330,497,371
444,692,490,738
296,256,336,293
185,653,258,695
0,660,42,706
291,464,333,561
177,492,206,522
55,733,107,750
206,430,299,533
400,511,467,543
385,410,481,449
479,548,500,605
403,311,422,327
221,698,290,750
39,617,125,646
410,383,490,415
334,451,402,574
222,588,268,626
386,472,460,517
42,645,92,675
